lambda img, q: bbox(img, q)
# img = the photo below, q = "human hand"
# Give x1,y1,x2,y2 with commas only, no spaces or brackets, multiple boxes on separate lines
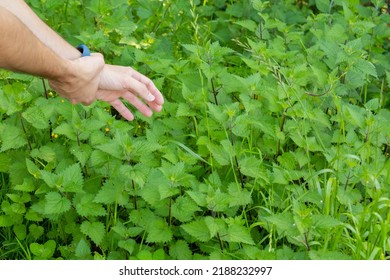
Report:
48,53,105,105
96,64,164,121
49,55,164,121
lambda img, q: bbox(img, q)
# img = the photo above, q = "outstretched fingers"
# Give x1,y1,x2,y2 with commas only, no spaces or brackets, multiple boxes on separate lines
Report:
125,67,164,105
97,65,164,120
109,98,134,121
97,89,157,120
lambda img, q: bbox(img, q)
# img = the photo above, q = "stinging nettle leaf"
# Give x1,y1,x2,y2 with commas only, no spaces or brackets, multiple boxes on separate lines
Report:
353,59,378,78
171,195,201,222
227,223,255,245
75,238,91,258
169,240,192,260
146,219,173,244
40,170,60,189
181,219,212,242
44,192,71,215
0,124,27,152
118,239,136,254
53,123,77,141
22,105,49,130
74,193,106,217
60,163,84,193
70,144,92,167
0,153,11,172
80,221,105,245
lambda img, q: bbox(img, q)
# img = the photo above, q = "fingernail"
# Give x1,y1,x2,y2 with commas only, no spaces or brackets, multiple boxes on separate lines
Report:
147,93,155,102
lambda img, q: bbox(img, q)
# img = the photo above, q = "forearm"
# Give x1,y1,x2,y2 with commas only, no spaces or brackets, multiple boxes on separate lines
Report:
0,7,72,81
0,0,80,60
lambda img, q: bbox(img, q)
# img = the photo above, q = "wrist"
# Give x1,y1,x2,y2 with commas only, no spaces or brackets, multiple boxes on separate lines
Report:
49,53,105,105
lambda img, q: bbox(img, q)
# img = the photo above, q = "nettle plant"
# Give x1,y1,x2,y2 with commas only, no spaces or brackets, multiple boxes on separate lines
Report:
0,0,389,260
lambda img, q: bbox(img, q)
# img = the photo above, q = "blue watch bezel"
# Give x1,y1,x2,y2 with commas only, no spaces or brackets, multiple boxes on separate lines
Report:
76,44,91,57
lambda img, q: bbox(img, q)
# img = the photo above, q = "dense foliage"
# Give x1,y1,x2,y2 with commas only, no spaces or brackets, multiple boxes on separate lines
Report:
0,0,389,260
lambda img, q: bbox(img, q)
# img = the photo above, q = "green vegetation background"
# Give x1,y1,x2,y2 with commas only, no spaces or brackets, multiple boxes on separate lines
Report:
0,0,389,260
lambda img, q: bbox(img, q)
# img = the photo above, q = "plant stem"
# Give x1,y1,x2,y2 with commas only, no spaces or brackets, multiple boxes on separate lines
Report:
42,78,48,99
229,121,244,188
210,78,219,105
20,115,32,150
42,79,53,140
216,232,224,251
304,232,311,251
277,113,287,157
132,180,138,210
168,197,172,226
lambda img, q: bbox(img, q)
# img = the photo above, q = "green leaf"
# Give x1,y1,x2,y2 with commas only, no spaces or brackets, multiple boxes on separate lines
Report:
60,163,84,193
75,238,91,258
0,124,27,152
207,188,231,212
96,140,124,159
265,212,299,236
170,140,210,165
204,216,219,238
80,221,105,245
344,104,365,128
187,190,207,207
139,179,163,206
118,239,136,254
13,224,27,240
235,20,258,32
136,250,153,260
227,184,252,207
146,219,172,243
29,224,44,240
22,105,49,129
53,123,77,140
239,157,263,179
74,193,106,217
181,219,211,242
0,215,14,227
31,146,57,163
315,0,331,13
309,250,352,260
94,179,127,205
337,187,362,205
30,240,56,259
176,103,195,117
312,214,343,229
0,153,11,172
226,222,255,245
365,98,379,111
0,87,22,115
40,170,60,189
353,59,378,78
7,193,30,203
182,44,200,54
26,159,40,179
44,192,71,215
209,143,230,166
171,195,201,222
169,240,192,260
25,209,43,222
70,144,92,167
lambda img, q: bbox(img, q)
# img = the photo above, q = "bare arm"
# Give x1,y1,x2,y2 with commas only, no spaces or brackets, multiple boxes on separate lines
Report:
0,7,72,80
0,0,164,121
0,0,81,60
0,7,105,106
